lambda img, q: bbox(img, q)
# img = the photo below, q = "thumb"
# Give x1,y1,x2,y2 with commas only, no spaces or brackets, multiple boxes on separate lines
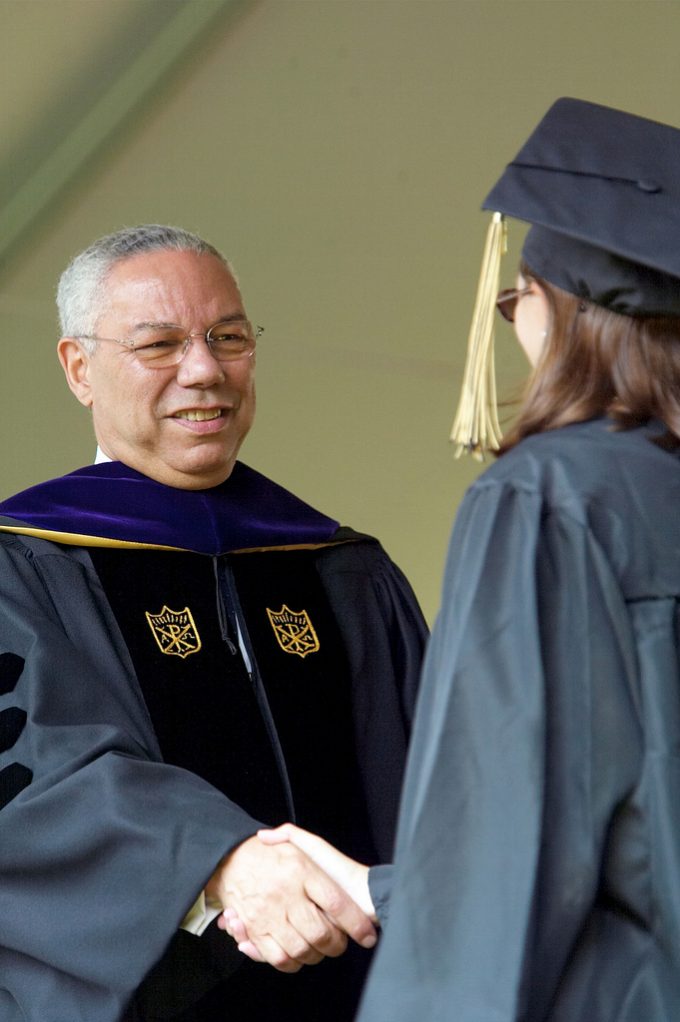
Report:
257,824,295,845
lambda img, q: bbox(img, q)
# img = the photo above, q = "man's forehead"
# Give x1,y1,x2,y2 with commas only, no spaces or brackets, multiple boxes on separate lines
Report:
105,248,236,287
98,249,243,323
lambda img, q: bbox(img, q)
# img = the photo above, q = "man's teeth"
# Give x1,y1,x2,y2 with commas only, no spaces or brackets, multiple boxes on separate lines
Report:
175,409,222,421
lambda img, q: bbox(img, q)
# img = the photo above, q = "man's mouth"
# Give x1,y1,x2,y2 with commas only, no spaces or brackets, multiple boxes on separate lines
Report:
173,409,224,422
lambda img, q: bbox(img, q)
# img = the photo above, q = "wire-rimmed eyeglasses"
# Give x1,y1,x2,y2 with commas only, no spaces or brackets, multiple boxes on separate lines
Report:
77,319,263,369
496,287,531,323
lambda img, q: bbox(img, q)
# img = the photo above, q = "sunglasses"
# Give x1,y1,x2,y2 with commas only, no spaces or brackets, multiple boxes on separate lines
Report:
496,286,531,323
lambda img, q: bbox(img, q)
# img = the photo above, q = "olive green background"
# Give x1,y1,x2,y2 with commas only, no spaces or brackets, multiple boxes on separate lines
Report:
1,0,678,620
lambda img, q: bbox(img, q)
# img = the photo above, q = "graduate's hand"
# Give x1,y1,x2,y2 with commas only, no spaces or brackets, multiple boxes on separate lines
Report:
258,824,376,921
207,835,377,973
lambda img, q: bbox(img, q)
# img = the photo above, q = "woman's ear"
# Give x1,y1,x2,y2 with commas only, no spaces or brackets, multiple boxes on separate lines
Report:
57,338,94,408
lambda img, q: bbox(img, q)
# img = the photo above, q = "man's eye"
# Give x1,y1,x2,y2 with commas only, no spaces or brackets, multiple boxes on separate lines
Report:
212,332,244,343
135,339,182,352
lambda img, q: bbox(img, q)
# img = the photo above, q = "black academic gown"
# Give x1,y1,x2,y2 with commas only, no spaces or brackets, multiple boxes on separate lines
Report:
0,462,427,1022
358,418,680,1022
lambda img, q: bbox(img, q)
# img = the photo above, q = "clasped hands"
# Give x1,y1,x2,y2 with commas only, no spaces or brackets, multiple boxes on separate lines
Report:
206,824,376,973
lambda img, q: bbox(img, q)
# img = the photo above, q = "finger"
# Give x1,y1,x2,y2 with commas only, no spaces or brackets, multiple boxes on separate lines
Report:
270,922,327,966
218,907,237,929
257,824,295,845
257,823,338,864
216,911,266,962
305,872,377,949
247,932,312,973
285,899,349,959
220,911,250,944
237,940,265,963
240,911,328,968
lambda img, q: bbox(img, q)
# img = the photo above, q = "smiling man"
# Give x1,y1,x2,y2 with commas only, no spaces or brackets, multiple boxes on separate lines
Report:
58,244,256,489
0,226,427,1022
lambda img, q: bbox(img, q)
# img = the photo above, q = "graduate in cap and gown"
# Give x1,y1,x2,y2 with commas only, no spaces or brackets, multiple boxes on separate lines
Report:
246,98,680,1021
0,225,427,1022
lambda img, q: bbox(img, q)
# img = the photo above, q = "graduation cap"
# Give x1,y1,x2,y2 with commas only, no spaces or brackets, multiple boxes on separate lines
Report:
450,97,680,458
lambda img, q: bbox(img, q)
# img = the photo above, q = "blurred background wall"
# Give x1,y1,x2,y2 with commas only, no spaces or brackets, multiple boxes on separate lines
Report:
1,0,679,621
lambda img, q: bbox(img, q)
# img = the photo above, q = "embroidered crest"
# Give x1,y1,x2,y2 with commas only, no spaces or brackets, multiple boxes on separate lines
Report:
145,606,202,659
266,605,320,658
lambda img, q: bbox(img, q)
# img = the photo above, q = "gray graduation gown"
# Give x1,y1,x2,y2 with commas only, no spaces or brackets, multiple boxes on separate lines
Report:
358,417,680,1022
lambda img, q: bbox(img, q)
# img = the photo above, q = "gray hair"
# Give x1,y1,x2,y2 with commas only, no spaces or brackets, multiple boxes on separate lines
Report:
56,224,236,351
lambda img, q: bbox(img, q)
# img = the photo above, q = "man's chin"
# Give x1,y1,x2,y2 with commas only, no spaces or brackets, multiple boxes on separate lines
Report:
153,460,236,490
116,451,237,490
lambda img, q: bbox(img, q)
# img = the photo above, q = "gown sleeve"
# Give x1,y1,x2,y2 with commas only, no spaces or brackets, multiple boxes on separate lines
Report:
356,479,642,1022
0,535,263,1022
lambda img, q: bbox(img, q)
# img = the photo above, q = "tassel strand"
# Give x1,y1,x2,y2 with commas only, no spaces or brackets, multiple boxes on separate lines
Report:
449,212,506,460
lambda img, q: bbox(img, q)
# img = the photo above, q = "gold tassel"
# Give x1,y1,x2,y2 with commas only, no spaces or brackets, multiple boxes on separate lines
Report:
449,212,506,460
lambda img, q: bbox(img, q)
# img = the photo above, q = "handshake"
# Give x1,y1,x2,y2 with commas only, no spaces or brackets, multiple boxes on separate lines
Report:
206,824,378,973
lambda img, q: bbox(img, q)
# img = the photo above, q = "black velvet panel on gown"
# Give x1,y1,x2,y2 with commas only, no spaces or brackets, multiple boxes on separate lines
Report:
89,547,377,1022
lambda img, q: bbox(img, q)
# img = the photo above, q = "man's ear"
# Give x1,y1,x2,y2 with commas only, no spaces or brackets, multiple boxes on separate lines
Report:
57,338,94,408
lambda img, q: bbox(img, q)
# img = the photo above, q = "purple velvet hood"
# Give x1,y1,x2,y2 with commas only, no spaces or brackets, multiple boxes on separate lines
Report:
0,461,339,554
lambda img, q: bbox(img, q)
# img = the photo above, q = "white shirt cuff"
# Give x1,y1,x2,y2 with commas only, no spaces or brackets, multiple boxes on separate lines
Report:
180,890,223,936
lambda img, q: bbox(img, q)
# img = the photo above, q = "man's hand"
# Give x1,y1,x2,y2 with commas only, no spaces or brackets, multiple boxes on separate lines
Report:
258,824,376,919
207,834,377,972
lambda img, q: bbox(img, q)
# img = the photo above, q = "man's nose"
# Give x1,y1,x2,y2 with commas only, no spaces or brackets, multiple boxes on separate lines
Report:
175,335,225,387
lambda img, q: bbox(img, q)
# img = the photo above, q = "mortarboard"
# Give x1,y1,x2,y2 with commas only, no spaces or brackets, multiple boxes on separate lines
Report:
451,97,680,458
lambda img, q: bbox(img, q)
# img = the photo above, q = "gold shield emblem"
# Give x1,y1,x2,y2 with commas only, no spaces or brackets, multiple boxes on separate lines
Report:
145,606,202,659
266,605,320,659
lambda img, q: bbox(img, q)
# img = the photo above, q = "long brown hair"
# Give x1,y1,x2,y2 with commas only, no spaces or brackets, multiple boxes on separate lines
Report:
499,263,680,454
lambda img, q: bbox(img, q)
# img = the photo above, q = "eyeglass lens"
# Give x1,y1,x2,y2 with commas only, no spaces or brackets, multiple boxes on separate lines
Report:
133,320,257,367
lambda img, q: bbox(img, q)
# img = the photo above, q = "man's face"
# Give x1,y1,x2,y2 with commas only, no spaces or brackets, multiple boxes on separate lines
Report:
58,249,256,489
